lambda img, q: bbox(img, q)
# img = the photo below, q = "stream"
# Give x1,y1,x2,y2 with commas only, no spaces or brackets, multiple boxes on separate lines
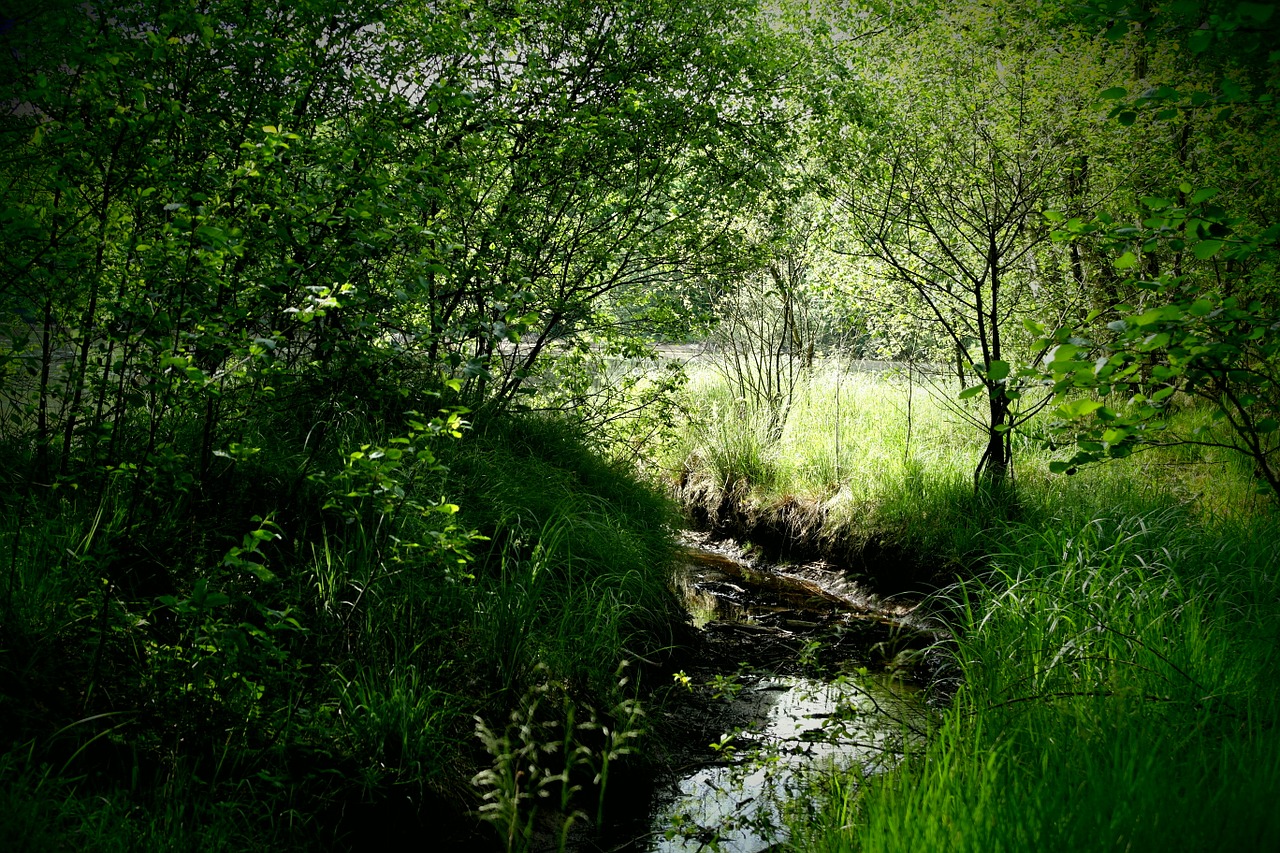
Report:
625,535,941,852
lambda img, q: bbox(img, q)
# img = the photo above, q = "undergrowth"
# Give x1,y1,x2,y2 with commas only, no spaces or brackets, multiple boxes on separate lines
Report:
0,410,676,851
790,510,1280,851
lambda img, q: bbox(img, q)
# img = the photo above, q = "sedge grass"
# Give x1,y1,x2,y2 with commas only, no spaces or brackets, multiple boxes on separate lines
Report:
666,363,1270,563
792,511,1280,852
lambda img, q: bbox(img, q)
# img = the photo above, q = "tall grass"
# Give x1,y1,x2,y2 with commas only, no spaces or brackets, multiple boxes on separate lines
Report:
667,363,1267,565
792,510,1280,851
665,363,1280,851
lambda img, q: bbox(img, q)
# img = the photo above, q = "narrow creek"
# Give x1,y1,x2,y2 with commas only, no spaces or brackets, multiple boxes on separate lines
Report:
622,534,943,852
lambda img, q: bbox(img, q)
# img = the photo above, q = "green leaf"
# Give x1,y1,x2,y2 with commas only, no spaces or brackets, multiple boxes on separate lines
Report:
986,360,1010,381
958,385,984,400
1140,332,1171,350
1114,251,1138,270
1049,343,1081,364
1188,298,1214,316
1134,305,1183,326
1117,111,1138,126
1057,399,1104,418
1190,187,1220,204
1193,239,1224,259
1220,80,1245,103
1101,427,1129,445
1100,86,1129,100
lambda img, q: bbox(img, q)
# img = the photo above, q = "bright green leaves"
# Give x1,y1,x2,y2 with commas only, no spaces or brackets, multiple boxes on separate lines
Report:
1114,251,1139,270
1190,186,1220,205
1056,399,1104,418
221,516,283,584
1037,191,1280,493
955,360,1013,401
315,408,473,531
1192,239,1224,259
1132,304,1184,326
1050,187,1245,277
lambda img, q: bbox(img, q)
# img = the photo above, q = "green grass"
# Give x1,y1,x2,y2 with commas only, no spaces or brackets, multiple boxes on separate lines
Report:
790,510,1280,852
6,359,1275,851
661,365,1280,852
667,363,1268,566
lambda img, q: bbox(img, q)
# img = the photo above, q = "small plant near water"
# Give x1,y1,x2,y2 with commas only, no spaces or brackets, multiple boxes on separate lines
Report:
708,671,746,702
472,662,645,852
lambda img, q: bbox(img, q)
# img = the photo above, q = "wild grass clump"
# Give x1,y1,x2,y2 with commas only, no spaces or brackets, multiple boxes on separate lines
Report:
669,366,982,562
444,414,682,698
791,510,1280,852
0,747,271,853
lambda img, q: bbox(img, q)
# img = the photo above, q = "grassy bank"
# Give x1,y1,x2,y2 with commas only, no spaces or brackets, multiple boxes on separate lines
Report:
664,365,1280,851
667,364,1266,571
0,410,678,851
792,510,1280,852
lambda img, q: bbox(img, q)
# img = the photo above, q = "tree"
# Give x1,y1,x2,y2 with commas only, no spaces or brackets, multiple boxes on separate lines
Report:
833,3,1101,483
709,217,826,439
0,0,819,492
1028,0,1280,498
1036,189,1280,500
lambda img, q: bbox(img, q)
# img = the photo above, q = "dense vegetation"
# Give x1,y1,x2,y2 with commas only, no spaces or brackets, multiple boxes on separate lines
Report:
2,0,1278,850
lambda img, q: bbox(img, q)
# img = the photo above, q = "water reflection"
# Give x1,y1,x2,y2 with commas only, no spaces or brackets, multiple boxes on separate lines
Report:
647,544,932,852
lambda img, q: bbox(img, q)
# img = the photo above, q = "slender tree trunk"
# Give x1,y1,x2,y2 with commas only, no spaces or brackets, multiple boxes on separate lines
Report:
980,391,1011,482
35,296,55,482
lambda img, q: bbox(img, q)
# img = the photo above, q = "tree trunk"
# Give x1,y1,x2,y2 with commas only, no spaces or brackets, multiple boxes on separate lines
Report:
976,390,1011,484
